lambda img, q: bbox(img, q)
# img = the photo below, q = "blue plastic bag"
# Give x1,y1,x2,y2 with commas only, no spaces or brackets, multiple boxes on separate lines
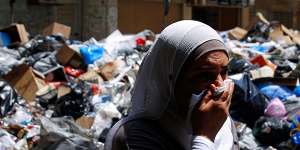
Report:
258,84,293,101
293,86,300,97
0,32,11,46
80,45,105,64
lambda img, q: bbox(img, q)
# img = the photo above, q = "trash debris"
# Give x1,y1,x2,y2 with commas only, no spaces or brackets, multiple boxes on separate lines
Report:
3,12,300,149
252,116,290,147
0,21,153,149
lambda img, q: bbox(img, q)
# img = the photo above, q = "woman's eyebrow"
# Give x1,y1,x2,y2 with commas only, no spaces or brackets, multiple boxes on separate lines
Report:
221,65,229,69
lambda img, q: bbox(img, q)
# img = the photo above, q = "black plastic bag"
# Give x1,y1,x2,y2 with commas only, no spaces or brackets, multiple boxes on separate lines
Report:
241,21,270,43
53,90,88,119
52,79,92,119
230,73,270,128
252,116,290,146
24,35,65,56
228,58,258,75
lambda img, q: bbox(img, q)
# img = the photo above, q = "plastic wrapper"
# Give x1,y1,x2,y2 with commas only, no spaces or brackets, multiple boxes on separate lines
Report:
229,73,270,127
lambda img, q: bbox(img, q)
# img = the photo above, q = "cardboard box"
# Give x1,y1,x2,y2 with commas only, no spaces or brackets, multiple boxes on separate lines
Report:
43,22,71,39
3,64,45,103
75,116,95,129
56,44,83,68
33,66,67,82
0,24,29,45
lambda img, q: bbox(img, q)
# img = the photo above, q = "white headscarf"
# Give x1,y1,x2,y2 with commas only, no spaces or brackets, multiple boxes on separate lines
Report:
130,20,228,150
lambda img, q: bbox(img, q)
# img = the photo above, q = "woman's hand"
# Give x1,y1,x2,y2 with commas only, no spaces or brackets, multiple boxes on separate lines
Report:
191,80,234,141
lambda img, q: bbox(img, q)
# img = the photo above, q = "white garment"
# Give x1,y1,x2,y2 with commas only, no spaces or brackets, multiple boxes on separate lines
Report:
192,117,233,150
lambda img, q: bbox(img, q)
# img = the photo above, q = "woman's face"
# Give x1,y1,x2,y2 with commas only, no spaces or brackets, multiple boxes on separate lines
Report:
175,50,229,102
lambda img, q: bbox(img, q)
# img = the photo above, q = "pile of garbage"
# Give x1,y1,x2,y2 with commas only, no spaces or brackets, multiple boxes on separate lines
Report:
0,22,155,149
224,12,300,149
3,12,300,149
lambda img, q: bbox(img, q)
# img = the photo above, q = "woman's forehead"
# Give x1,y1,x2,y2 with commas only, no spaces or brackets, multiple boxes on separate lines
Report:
196,51,228,66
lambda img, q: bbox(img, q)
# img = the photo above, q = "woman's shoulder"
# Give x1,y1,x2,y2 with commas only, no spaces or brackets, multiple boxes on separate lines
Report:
121,118,183,150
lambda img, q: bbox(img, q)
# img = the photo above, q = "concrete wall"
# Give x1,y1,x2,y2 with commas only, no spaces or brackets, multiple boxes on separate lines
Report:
118,0,184,34
0,0,118,40
82,0,118,40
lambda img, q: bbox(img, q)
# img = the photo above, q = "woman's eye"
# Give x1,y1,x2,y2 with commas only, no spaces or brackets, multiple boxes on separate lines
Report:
221,68,228,75
195,72,217,82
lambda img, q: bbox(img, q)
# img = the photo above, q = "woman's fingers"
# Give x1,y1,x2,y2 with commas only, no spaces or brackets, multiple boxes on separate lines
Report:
216,80,233,102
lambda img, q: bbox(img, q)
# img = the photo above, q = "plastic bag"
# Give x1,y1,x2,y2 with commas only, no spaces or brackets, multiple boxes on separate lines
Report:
23,35,64,56
80,45,105,65
33,116,98,150
0,48,24,76
242,21,270,43
228,58,258,75
236,122,261,150
264,98,287,118
229,73,269,127
252,116,290,146
0,80,19,117
91,102,121,139
258,84,293,101
28,52,60,73
53,90,88,119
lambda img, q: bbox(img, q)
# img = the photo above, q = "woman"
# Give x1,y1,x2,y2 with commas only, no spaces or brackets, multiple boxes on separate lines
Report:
104,20,238,150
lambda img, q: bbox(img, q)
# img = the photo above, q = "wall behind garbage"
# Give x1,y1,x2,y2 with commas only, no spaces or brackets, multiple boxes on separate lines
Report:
255,0,300,29
118,0,184,34
0,0,118,41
